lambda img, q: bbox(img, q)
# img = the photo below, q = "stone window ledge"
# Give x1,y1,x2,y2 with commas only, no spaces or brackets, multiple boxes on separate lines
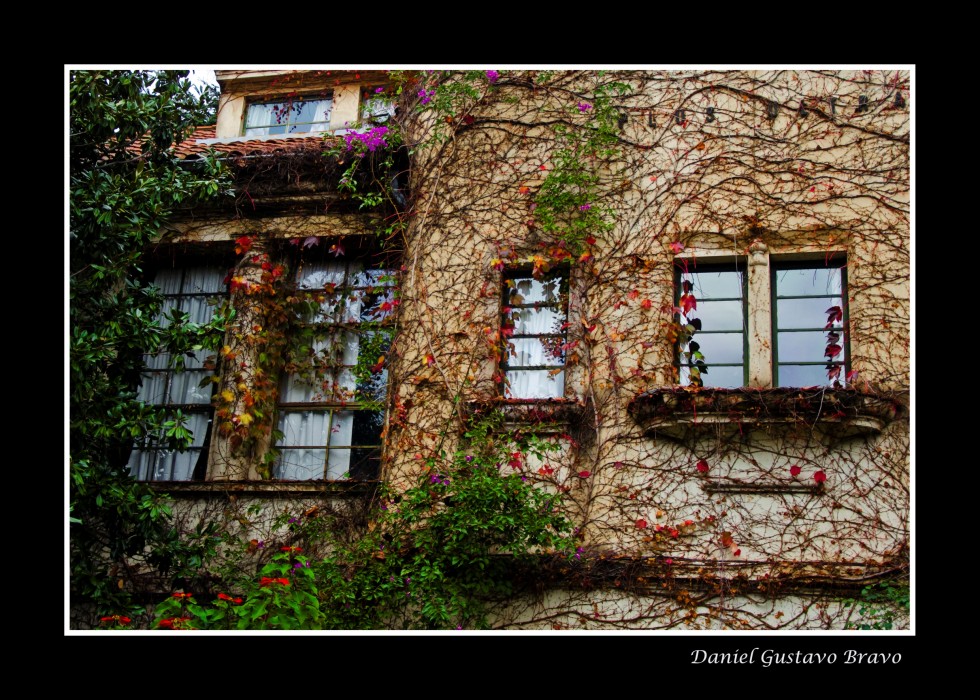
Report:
148,480,378,498
627,387,901,443
465,398,587,432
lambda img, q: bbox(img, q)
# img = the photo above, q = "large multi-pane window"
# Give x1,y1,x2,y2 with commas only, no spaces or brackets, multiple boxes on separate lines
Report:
243,95,333,137
128,265,227,481
274,248,397,480
675,255,848,389
772,261,847,387
501,269,569,399
677,264,747,388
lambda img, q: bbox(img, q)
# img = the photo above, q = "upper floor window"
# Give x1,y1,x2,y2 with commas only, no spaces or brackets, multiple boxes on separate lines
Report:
243,95,333,137
501,268,569,399
360,86,396,125
128,264,227,481
772,261,847,387
676,252,848,389
274,246,397,480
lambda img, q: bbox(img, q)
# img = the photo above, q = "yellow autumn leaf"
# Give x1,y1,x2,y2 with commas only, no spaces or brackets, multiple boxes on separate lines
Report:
220,389,235,403
238,413,253,426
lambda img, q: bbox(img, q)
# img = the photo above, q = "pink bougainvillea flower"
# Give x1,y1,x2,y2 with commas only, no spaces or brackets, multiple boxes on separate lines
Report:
696,459,709,473
485,70,499,83
577,102,593,112
789,464,801,476
814,470,827,484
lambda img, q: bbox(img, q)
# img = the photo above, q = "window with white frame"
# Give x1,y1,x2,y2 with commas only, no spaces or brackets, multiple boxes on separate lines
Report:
501,268,570,399
127,265,227,481
243,95,333,137
676,251,848,389
274,245,397,480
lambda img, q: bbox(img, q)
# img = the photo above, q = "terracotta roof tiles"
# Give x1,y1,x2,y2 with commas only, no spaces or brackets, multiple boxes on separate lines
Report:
174,125,336,160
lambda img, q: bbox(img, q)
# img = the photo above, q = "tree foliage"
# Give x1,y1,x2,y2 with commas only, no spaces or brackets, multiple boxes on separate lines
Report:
69,70,230,618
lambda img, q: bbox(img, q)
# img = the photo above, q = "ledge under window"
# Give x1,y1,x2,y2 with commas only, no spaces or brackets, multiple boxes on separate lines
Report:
627,387,901,443
466,398,586,431
147,480,379,498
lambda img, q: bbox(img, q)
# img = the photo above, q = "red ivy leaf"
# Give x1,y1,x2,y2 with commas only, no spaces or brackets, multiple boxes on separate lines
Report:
825,306,843,323
577,470,591,478
824,343,842,358
696,459,709,473
814,470,827,484
679,293,697,315
789,464,801,476
636,519,648,529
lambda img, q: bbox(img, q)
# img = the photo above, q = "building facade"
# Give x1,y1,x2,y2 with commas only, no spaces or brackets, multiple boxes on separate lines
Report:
122,68,911,630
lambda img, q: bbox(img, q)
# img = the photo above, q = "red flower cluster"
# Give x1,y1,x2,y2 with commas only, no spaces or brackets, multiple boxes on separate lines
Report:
158,616,192,630
281,546,303,553
260,577,291,587
171,592,193,599
100,615,132,625
217,593,244,604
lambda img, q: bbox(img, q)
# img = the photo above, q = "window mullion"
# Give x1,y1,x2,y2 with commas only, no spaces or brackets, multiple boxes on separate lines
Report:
746,241,773,388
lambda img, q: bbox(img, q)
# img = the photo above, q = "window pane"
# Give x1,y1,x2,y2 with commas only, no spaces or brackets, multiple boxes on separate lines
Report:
507,276,563,304
506,307,564,335
681,364,744,389
776,364,840,388
505,369,565,399
682,332,743,364
506,338,565,367
775,267,842,297
693,300,744,331
777,331,846,363
169,369,213,404
777,297,844,330
690,269,744,298
351,410,384,446
279,411,330,446
277,449,326,480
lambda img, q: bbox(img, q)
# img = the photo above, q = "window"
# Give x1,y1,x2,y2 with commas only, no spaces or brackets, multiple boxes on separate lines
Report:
501,268,569,399
772,261,847,387
243,95,333,137
360,86,396,125
274,248,397,480
676,251,848,389
127,265,227,481
677,264,747,388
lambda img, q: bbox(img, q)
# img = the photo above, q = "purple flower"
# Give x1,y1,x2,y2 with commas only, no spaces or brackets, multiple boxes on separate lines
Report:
465,455,474,463
288,517,300,524
577,102,592,113
579,204,592,211
344,126,390,155
375,87,384,94
486,70,499,83
418,88,433,105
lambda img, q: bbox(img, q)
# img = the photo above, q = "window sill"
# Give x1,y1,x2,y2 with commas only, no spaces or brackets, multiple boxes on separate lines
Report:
147,480,379,498
627,387,901,444
466,397,586,432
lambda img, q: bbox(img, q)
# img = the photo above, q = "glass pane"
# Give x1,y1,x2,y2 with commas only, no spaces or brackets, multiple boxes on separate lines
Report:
349,447,381,479
687,269,743,299
279,411,329,447
777,297,844,330
775,267,842,297
692,300,744,331
360,288,396,322
183,266,225,294
330,411,354,446
505,369,565,399
277,449,326,480
777,364,839,388
138,372,168,404
353,268,397,288
281,372,333,403
326,449,352,479
505,338,565,367
351,411,384,446
169,369,213,404
507,276,563,305
506,307,564,335
299,261,346,289
681,332,743,364
681,364,744,389
777,331,845,363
